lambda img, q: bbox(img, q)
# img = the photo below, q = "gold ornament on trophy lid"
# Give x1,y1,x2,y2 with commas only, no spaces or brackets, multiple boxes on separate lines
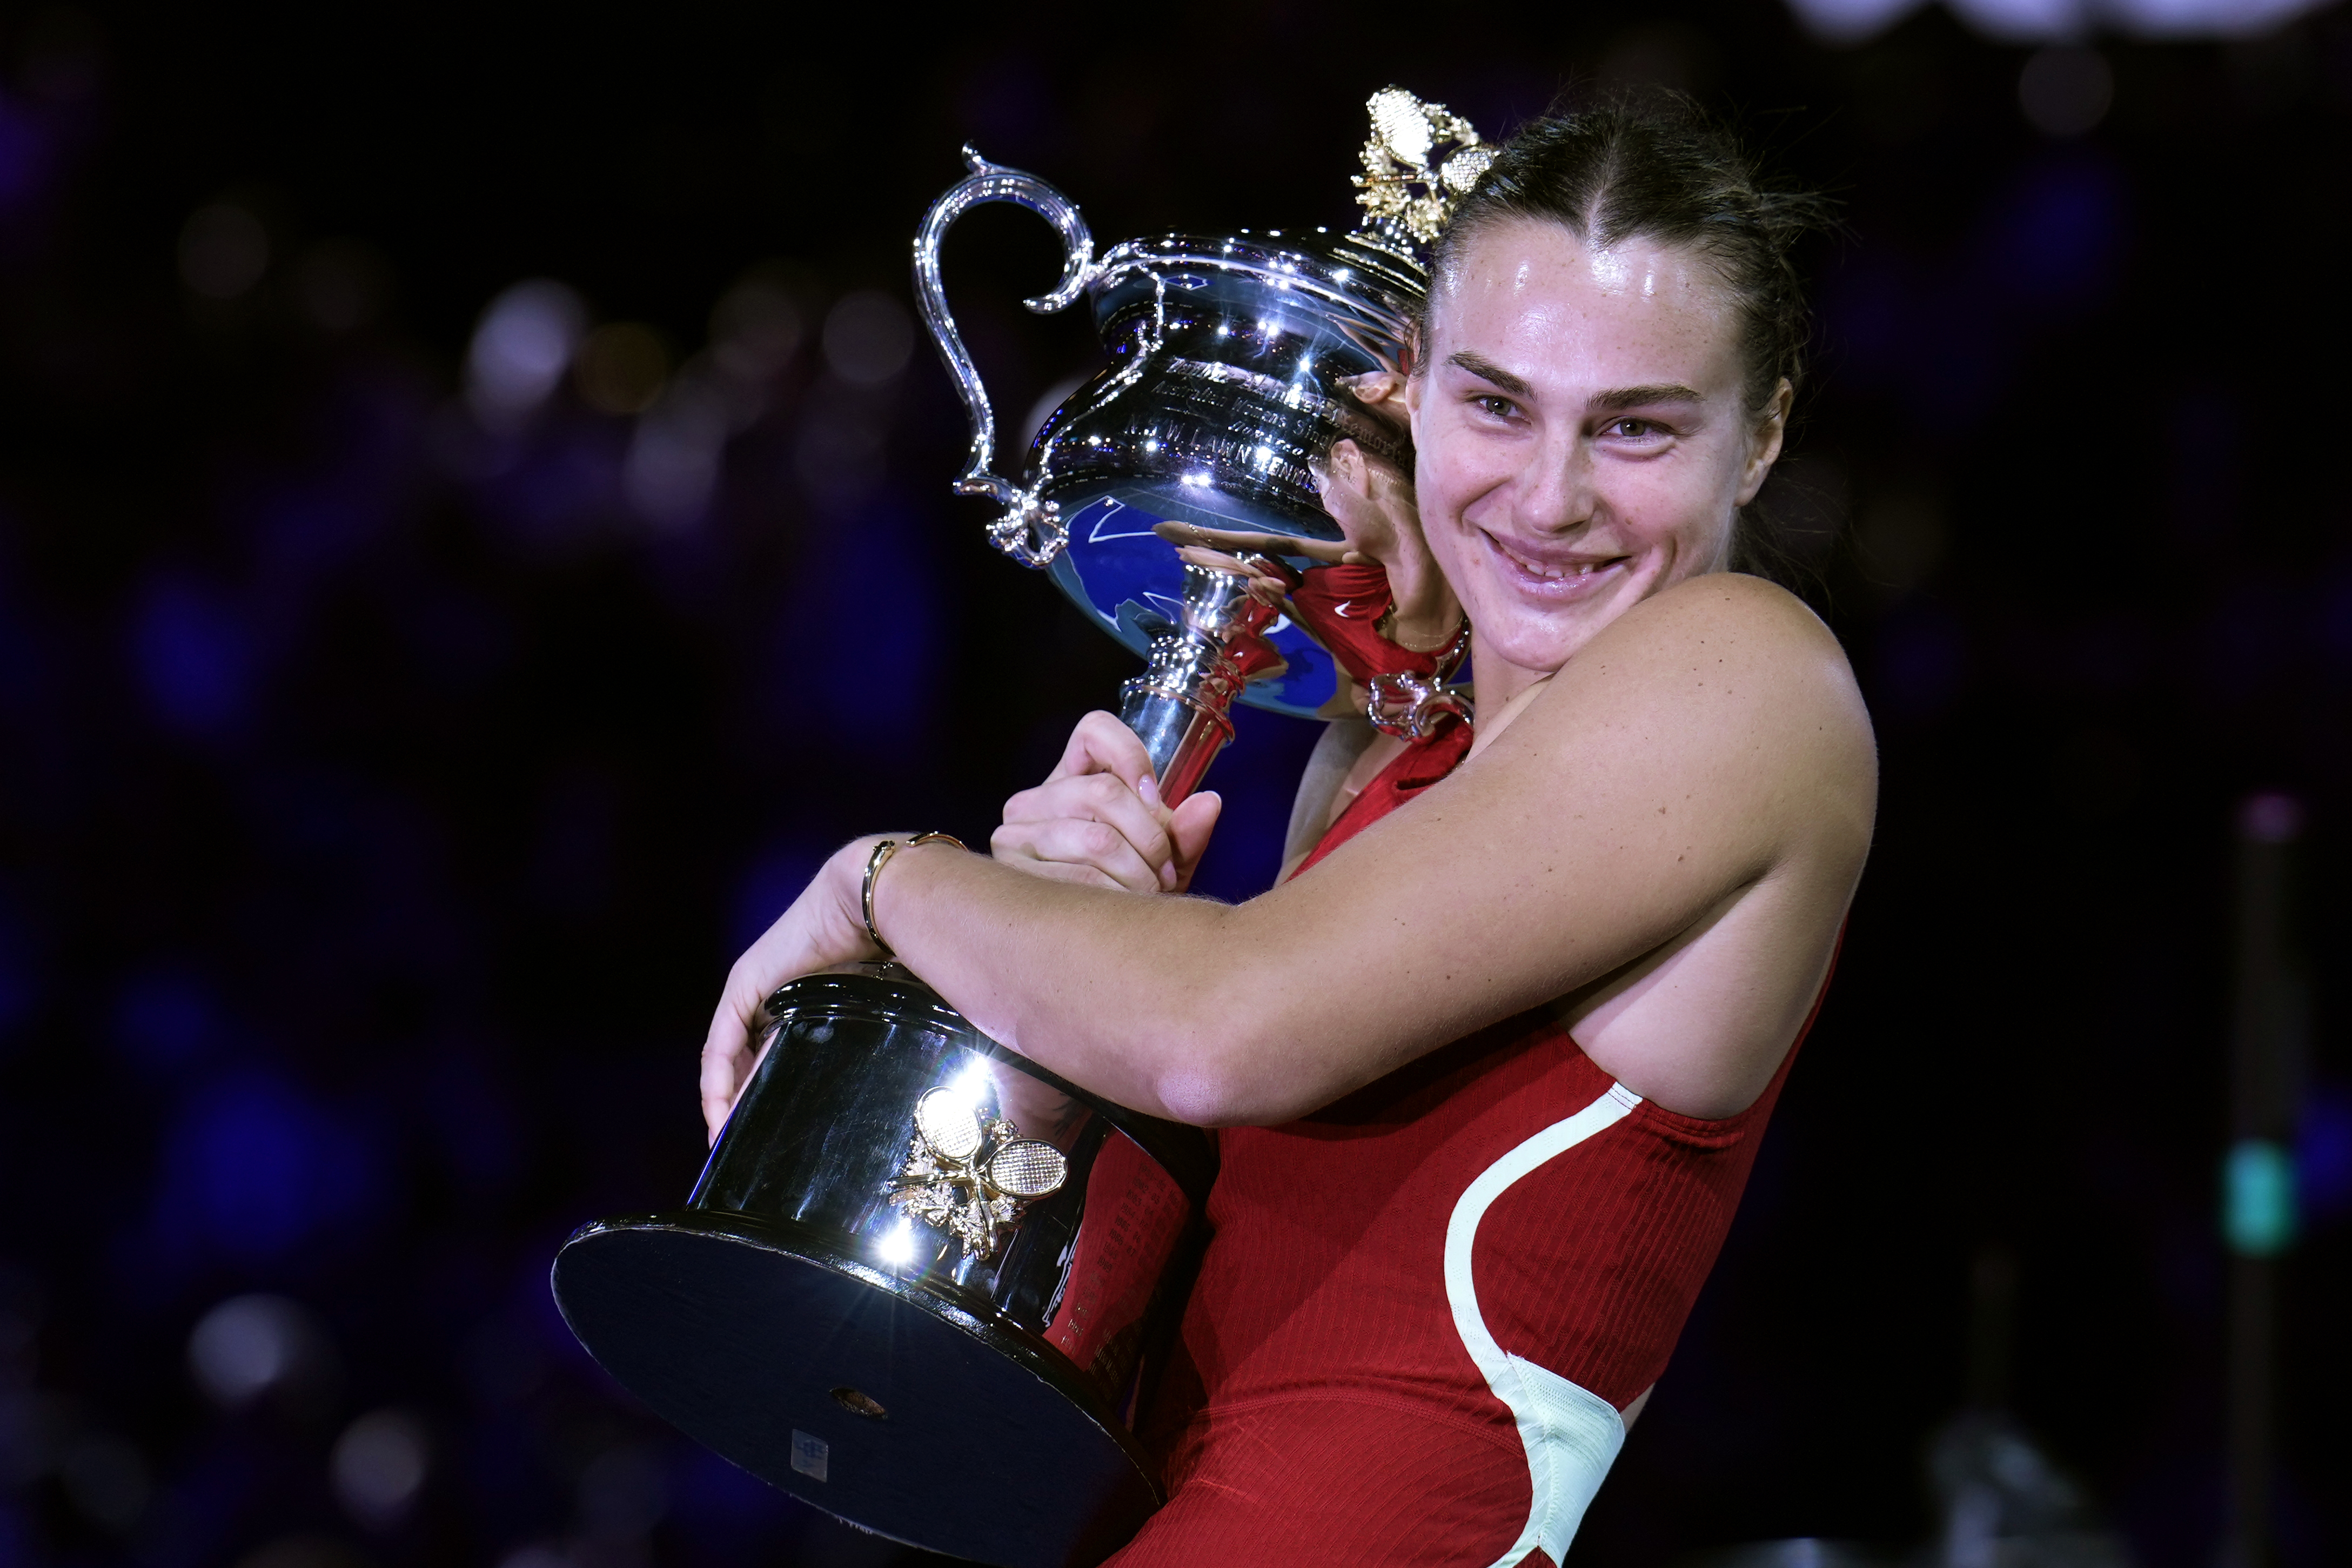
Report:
1354,87,1494,247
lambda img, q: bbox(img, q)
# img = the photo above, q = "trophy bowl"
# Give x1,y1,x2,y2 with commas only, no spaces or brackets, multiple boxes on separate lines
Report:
1022,222,1425,727
914,86,1489,798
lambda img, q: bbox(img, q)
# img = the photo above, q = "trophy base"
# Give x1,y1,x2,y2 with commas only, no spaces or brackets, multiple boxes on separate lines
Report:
554,1208,1161,1568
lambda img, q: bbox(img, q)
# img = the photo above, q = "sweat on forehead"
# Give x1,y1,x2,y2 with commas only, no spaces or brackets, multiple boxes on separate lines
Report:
1421,227,1736,406
1458,221,1705,287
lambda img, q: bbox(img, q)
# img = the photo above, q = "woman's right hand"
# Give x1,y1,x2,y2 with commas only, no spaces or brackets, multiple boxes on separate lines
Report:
993,711,1222,893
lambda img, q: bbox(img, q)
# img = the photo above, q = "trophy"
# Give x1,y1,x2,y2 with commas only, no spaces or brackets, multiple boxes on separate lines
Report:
552,90,1487,1568
920,87,1490,800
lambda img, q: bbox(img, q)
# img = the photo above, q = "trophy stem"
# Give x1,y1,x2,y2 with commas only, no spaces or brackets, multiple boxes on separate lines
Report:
1116,561,1287,807
1118,666,1232,809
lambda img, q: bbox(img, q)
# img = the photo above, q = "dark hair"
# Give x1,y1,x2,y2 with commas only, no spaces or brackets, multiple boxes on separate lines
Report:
1417,93,1834,586
1424,92,1830,414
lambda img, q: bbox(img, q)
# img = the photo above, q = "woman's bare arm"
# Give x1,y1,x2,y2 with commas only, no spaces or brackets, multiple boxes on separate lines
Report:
702,572,1874,1134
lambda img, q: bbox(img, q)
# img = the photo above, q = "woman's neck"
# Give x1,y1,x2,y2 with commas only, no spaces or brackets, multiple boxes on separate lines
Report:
1467,654,1554,760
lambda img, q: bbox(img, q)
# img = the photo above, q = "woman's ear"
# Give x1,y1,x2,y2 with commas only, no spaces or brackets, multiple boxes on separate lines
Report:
1734,378,1793,506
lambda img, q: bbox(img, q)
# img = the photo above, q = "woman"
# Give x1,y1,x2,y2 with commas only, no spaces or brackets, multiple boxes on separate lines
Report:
701,102,1875,1567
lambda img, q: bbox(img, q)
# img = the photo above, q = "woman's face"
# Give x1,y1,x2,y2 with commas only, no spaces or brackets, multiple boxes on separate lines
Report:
1405,217,1787,694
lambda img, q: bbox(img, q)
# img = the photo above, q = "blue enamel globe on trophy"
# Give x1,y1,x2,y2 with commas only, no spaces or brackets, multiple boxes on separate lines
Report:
552,90,1488,1568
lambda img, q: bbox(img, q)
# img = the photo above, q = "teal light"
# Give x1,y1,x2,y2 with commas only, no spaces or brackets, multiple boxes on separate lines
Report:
2223,1139,2298,1257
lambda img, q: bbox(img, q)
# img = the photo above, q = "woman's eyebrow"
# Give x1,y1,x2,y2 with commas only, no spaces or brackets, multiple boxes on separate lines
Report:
1444,351,1534,399
1590,383,1705,412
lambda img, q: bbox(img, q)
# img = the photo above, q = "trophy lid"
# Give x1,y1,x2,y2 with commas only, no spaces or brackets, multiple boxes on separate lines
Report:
1351,86,1496,257
1076,86,1492,350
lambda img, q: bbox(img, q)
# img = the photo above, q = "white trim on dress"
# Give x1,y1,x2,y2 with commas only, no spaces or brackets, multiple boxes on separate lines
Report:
1444,1081,1643,1568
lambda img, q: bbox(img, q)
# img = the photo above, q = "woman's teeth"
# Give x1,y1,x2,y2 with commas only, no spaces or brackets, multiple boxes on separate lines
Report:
1502,541,1606,580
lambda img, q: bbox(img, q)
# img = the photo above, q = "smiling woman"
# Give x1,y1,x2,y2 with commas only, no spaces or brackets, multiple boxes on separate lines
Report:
1410,220,1786,716
1410,106,1830,719
701,96,1874,1567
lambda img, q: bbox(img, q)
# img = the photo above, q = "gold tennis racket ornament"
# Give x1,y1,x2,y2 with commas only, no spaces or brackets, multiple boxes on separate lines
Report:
889,1085,1071,1261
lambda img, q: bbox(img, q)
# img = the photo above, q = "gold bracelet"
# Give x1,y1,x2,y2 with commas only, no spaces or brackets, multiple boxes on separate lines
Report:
860,832,967,959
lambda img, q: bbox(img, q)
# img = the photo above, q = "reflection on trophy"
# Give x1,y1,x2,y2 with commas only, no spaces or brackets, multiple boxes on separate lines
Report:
551,90,1485,1568
919,86,1489,799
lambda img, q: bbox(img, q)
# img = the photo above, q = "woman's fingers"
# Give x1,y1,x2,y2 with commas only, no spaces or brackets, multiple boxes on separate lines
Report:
696,839,890,1143
1028,712,1181,888
995,783,1221,894
700,960,773,1142
993,813,1169,893
983,818,1148,888
1168,790,1222,892
1003,769,1178,876
1046,710,1156,790
990,711,1215,892
699,1038,745,1144
700,1016,769,1144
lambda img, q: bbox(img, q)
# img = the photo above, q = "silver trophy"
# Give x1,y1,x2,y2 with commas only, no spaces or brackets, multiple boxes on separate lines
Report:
552,90,1487,1568
917,86,1490,799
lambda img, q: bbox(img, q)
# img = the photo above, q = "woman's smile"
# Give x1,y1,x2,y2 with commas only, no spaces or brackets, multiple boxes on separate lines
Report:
1481,530,1632,600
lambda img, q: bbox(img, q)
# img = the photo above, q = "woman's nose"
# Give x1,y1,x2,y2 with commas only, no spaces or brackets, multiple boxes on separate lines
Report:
1513,436,1597,535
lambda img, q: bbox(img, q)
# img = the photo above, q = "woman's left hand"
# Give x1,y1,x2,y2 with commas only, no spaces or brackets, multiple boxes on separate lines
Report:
994,711,1222,893
696,835,884,1144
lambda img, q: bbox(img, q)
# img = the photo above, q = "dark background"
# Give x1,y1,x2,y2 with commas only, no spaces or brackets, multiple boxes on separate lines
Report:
0,2,2346,1565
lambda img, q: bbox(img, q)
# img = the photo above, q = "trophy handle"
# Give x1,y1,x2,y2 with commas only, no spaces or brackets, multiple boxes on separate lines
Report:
912,147,1096,568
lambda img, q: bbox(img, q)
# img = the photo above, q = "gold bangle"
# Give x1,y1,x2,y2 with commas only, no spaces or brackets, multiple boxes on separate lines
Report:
860,832,967,959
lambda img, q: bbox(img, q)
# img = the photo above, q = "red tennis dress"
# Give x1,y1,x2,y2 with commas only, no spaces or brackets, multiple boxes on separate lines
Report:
1107,705,1822,1568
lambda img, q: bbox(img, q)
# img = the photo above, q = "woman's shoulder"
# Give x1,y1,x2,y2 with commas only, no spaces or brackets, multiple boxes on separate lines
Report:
1605,570,1851,670
1564,572,1866,731
1526,571,1876,830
